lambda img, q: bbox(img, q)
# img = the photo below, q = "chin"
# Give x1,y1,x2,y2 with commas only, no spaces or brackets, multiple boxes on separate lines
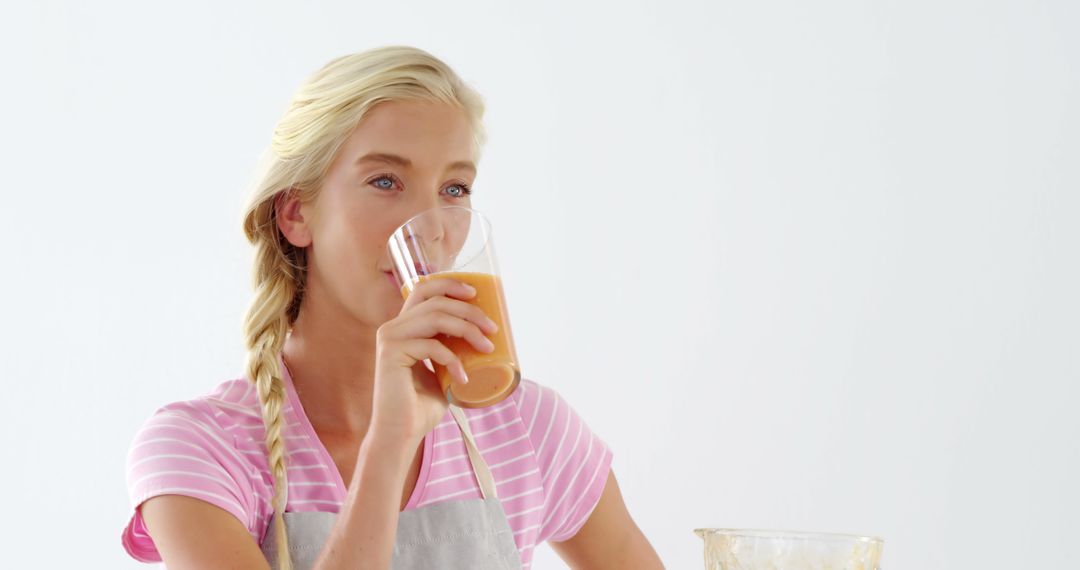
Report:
379,287,405,312
375,302,401,325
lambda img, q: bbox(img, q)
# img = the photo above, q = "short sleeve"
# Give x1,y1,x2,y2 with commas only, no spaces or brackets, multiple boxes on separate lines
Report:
514,380,614,543
121,400,261,562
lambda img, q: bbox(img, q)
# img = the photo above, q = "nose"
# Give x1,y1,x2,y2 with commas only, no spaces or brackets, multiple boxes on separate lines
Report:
390,204,449,273
403,198,451,242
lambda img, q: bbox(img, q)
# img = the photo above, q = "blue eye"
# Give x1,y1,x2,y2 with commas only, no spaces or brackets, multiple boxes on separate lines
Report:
373,176,395,190
446,183,473,198
367,173,401,191
368,173,473,199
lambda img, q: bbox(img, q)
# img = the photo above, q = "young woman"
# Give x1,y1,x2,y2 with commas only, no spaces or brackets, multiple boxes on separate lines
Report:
121,46,663,569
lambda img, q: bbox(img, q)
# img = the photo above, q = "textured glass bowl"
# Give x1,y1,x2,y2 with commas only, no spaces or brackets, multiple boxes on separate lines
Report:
693,528,884,570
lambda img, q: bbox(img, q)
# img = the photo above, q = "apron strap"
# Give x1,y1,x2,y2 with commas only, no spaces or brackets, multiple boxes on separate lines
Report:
448,405,499,500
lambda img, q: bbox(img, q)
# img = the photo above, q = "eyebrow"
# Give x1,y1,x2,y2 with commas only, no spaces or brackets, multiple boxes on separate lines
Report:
355,152,476,175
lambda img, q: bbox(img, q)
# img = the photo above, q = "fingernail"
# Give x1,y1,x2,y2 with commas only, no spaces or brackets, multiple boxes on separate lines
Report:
462,283,476,295
482,337,496,352
458,364,470,383
486,318,499,333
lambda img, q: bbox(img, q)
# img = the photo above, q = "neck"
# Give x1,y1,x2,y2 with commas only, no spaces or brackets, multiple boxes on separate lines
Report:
282,303,379,439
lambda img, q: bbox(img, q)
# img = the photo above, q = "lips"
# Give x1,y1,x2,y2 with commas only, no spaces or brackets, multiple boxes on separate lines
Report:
383,262,433,275
381,262,435,287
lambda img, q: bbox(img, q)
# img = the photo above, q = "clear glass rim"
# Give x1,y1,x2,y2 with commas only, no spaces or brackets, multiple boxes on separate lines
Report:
693,528,884,544
387,205,492,275
390,204,487,239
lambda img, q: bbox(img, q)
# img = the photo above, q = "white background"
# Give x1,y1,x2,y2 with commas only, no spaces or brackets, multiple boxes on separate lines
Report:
2,0,1077,568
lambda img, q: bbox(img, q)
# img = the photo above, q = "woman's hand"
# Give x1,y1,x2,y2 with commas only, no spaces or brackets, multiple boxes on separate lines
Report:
370,278,500,446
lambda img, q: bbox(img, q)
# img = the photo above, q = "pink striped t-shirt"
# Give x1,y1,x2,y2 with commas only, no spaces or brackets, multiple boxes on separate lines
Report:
122,354,613,568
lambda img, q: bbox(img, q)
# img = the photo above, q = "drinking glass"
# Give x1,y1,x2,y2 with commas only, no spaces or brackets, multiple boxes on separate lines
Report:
387,205,521,408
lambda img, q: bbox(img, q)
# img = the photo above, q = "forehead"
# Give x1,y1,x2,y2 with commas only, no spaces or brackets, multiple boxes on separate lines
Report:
345,99,475,162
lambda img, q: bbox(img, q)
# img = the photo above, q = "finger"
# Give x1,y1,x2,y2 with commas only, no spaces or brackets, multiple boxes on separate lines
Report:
396,311,496,355
400,338,469,385
402,278,476,312
409,296,499,335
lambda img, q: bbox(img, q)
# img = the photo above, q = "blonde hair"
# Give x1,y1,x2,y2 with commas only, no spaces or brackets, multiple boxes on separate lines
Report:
239,45,486,569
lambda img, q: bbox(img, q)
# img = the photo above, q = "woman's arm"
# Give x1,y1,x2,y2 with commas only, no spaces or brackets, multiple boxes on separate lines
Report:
139,495,272,569
549,470,665,569
141,430,415,570
310,430,414,568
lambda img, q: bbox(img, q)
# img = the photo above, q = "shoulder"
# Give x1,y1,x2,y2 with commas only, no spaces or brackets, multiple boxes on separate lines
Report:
461,376,611,481
122,378,273,562
125,377,271,498
506,377,615,542
456,377,561,441
199,377,269,436
508,377,589,443
127,377,267,463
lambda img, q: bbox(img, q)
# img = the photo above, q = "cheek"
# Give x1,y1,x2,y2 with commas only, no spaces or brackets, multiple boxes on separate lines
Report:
316,206,399,277
359,218,401,261
314,184,402,267
332,191,400,251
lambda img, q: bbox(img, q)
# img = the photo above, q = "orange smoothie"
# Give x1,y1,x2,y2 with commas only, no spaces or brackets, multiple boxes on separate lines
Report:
401,271,521,408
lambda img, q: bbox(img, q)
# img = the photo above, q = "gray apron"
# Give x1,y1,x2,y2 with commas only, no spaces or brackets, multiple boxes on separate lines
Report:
260,405,524,569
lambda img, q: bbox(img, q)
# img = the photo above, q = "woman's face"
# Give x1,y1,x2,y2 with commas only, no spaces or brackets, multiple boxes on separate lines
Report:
285,99,478,325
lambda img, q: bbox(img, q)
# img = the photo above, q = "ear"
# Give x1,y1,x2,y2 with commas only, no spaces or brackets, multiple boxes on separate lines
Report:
274,189,314,248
